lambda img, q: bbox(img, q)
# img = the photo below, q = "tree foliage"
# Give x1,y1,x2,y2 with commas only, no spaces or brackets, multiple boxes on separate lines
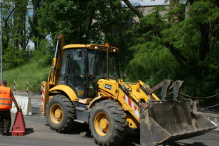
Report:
1,0,31,68
37,0,134,51
29,0,45,50
126,0,219,104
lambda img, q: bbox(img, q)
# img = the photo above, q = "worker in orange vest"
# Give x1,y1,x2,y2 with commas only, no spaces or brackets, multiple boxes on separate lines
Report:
0,79,19,136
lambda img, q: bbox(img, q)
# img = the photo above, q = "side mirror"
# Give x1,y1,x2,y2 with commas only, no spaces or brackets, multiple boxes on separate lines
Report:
89,70,93,77
77,50,82,57
122,72,126,79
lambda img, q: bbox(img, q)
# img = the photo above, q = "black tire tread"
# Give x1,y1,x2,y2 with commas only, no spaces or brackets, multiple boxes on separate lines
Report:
46,94,76,133
89,100,128,146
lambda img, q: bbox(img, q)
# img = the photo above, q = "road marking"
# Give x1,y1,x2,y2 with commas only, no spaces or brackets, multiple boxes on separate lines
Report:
210,121,217,126
210,121,219,130
214,127,219,130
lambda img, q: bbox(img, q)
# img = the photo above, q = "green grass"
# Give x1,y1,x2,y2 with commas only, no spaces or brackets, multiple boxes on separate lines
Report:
3,60,50,92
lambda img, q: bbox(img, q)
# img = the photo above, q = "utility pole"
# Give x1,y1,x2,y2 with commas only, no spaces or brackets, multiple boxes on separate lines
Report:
0,0,3,81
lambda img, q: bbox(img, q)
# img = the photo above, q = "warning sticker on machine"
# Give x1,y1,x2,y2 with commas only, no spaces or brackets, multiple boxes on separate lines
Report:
103,83,113,90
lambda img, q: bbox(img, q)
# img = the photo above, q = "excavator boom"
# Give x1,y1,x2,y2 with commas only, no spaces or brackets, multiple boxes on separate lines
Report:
48,34,64,86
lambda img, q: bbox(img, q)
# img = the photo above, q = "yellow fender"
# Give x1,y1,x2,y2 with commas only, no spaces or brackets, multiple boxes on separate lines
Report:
49,85,77,101
88,95,112,109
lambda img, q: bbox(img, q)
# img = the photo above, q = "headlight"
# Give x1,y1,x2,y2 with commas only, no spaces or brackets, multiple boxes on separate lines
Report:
112,49,116,52
94,46,98,49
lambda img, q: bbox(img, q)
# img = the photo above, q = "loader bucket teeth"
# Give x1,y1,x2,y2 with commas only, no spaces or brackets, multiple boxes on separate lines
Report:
149,79,172,100
140,100,218,146
169,80,184,100
161,80,172,100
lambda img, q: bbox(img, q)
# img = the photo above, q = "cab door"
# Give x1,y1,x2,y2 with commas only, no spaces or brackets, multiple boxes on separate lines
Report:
65,49,88,99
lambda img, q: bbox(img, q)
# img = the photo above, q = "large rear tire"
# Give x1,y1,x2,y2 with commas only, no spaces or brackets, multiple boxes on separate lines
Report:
46,94,76,133
89,100,128,146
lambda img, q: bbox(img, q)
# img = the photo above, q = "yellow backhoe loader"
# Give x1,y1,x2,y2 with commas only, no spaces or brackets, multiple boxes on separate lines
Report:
41,34,217,146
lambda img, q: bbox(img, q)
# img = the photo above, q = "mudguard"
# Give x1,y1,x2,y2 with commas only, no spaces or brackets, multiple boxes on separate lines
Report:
49,85,77,101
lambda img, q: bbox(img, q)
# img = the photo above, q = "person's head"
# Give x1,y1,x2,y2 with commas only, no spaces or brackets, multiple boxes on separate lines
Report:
1,79,7,86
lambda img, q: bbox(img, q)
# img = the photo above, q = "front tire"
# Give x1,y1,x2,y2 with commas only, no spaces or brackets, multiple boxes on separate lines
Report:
89,100,128,146
46,94,76,133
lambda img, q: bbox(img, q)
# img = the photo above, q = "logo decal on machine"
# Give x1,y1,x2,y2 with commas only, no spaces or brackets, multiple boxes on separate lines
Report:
123,95,139,118
103,83,113,90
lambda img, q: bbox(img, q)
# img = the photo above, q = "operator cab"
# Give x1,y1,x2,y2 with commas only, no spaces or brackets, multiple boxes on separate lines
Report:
58,44,120,99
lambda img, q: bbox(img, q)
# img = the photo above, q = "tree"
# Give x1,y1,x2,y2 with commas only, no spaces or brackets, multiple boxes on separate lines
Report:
1,0,31,68
2,0,15,51
93,0,134,58
126,0,219,98
123,0,143,18
1,0,31,51
29,0,45,50
13,0,29,50
37,0,134,46
38,0,96,44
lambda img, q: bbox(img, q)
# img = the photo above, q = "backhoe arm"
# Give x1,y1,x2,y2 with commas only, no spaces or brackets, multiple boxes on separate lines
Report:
48,34,64,86
41,34,64,116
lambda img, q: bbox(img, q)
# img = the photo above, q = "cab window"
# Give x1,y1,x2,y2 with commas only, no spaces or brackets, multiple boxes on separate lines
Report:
67,49,86,98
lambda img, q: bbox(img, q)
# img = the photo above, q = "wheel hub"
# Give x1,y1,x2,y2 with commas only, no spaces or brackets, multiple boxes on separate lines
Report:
55,109,62,119
100,118,109,130
50,104,63,124
94,112,110,136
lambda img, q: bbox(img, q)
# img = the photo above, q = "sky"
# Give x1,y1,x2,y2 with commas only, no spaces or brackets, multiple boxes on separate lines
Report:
127,0,168,6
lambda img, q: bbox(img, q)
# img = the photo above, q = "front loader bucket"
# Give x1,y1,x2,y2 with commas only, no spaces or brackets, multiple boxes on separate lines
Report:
140,100,218,146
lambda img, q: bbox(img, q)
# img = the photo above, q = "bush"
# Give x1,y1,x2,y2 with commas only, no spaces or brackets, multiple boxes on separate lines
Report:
32,39,54,61
3,45,29,69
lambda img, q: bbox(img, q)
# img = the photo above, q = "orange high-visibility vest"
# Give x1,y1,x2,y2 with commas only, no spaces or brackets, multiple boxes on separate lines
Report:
0,86,12,110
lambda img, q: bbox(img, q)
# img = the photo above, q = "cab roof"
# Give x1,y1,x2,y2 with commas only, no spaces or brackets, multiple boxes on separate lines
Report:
63,44,119,53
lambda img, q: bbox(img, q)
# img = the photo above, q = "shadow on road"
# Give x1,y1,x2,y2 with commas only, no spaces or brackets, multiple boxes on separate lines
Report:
25,128,34,135
63,123,141,146
62,123,209,146
65,123,91,135
167,142,207,146
8,128,34,136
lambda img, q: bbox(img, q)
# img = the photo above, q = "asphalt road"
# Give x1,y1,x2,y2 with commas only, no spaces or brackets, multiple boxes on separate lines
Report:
0,98,218,146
